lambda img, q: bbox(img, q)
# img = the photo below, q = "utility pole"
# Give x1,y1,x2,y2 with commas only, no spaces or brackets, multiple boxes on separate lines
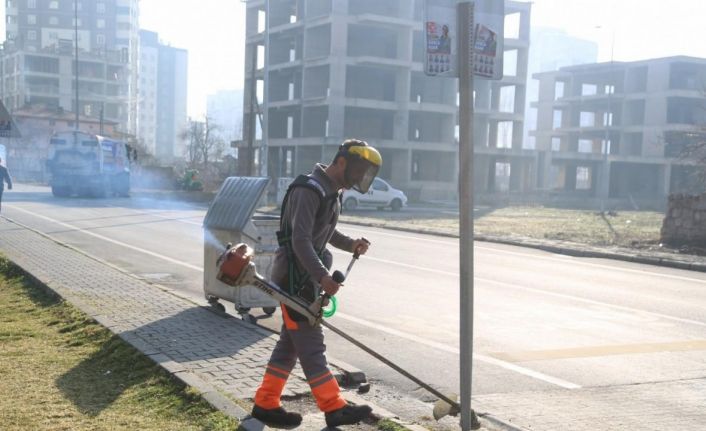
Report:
458,2,475,430
74,0,80,130
260,0,270,178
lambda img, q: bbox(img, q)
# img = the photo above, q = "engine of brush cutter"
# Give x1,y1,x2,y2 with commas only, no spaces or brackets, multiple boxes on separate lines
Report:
216,243,255,286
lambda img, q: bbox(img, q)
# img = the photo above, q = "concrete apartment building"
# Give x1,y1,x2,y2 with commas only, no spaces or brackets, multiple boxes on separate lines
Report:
2,0,139,135
154,42,188,161
524,27,597,150
532,56,706,205
137,30,188,162
239,0,531,201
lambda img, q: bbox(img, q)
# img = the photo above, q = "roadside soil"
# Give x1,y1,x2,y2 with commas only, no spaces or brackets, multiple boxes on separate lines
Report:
335,205,706,259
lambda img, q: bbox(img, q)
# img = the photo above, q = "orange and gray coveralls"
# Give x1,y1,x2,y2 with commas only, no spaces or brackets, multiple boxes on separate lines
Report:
254,164,355,413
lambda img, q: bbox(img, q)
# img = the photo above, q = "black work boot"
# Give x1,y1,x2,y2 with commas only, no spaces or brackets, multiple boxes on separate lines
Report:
251,405,303,426
325,404,372,427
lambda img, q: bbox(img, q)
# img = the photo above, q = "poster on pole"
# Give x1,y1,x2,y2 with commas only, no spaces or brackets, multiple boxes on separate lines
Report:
471,0,504,80
425,0,505,80
424,0,457,77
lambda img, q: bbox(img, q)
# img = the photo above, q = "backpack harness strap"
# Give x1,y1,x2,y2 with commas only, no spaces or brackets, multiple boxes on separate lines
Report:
276,174,341,296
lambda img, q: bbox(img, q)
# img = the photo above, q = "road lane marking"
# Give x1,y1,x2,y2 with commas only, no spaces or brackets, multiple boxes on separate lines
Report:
7,205,203,272
6,204,580,388
343,224,706,285
8,204,701,388
335,312,581,389
331,250,706,328
490,339,706,362
478,276,706,328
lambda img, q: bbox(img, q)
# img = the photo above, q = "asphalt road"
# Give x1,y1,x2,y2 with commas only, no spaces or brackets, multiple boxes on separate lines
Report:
3,183,706,408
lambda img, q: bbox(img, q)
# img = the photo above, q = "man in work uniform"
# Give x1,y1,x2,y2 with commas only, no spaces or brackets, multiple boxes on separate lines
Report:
0,157,12,214
251,139,382,427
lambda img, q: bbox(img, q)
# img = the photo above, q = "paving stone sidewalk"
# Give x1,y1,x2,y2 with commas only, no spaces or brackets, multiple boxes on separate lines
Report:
0,216,461,431
0,217,309,422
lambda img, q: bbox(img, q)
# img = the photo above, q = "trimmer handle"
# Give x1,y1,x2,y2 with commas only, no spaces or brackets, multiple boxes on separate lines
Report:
332,270,346,284
352,238,371,259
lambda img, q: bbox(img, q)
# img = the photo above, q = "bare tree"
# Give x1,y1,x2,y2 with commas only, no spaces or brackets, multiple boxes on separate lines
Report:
673,90,706,190
181,120,204,167
180,116,226,170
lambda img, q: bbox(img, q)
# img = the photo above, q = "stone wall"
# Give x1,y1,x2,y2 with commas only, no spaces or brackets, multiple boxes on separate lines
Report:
660,194,706,246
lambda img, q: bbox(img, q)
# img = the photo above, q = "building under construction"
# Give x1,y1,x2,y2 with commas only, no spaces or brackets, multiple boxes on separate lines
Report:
238,0,531,201
532,56,706,207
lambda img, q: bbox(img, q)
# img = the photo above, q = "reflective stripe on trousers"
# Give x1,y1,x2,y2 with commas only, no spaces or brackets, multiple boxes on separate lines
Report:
254,305,347,412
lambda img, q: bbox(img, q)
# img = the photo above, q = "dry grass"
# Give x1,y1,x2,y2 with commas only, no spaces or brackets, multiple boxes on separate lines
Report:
0,260,239,431
338,206,665,248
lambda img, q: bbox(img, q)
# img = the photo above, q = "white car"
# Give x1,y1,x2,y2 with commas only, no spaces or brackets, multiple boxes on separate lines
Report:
342,178,408,211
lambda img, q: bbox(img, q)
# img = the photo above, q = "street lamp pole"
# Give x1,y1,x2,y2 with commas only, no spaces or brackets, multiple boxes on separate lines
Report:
74,0,80,130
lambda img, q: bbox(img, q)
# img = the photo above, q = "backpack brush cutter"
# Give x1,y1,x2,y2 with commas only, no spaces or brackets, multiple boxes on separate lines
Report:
216,242,480,428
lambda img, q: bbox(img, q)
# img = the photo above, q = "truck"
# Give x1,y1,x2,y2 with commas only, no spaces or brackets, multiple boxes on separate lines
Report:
46,131,131,198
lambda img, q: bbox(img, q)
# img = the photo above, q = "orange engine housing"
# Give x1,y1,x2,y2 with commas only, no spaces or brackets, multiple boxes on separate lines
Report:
217,243,254,286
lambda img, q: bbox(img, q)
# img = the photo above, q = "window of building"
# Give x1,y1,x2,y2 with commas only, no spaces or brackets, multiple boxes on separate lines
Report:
553,110,563,129
48,0,58,9
96,34,105,45
578,139,593,153
49,16,58,25
72,1,82,11
96,2,105,13
27,0,36,8
27,30,37,40
576,167,591,189
72,18,81,27
27,14,35,24
97,19,105,28
580,111,595,127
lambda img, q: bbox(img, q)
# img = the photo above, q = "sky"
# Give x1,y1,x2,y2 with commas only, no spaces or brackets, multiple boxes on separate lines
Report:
139,0,246,118
4,1,706,117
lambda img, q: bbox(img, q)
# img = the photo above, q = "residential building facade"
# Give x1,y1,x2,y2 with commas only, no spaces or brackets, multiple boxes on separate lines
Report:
137,29,188,162
2,0,139,134
155,42,188,161
524,27,598,150
137,29,159,156
239,0,531,201
532,56,706,204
